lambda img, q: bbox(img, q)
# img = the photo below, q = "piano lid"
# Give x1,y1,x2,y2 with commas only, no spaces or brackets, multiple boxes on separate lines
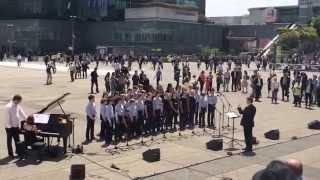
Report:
38,93,70,114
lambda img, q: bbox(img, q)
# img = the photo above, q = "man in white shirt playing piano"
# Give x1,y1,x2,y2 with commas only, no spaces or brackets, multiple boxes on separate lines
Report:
4,95,27,158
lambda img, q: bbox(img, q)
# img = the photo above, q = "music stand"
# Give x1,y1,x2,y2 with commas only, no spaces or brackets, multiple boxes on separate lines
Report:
225,112,242,151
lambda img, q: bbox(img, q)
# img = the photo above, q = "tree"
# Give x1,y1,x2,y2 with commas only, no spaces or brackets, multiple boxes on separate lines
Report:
311,16,320,36
277,28,300,50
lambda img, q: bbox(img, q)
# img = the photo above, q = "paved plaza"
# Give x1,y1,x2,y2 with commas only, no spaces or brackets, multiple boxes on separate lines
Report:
0,61,319,180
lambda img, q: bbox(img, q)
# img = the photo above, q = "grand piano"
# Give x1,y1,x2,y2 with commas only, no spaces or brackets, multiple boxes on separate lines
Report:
24,93,73,154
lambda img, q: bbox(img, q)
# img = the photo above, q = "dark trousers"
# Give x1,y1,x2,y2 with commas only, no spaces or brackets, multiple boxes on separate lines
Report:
137,111,144,136
243,126,253,151
231,80,236,91
200,82,204,93
70,71,74,82
188,111,195,128
104,120,112,144
294,95,301,106
194,103,199,125
199,108,206,127
86,117,95,141
305,93,312,107
100,120,106,140
5,127,20,156
172,113,178,129
282,86,289,101
145,115,153,133
217,82,221,92
91,81,99,93
166,112,173,130
179,113,187,130
82,70,87,78
154,110,162,132
128,117,137,138
207,104,215,127
115,116,123,141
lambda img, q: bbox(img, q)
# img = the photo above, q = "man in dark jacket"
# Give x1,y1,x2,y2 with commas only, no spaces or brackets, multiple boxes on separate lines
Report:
280,73,291,102
238,97,256,153
91,67,99,94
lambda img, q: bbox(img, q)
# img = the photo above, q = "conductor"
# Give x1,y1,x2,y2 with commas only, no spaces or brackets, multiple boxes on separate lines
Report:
237,97,256,153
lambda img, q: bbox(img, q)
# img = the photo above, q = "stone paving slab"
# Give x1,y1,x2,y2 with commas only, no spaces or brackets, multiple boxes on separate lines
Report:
0,63,319,180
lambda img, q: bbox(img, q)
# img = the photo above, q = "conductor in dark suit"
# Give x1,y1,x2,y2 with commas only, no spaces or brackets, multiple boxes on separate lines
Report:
237,97,256,153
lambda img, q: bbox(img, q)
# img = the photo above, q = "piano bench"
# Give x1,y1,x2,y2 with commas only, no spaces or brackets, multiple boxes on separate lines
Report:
32,142,46,150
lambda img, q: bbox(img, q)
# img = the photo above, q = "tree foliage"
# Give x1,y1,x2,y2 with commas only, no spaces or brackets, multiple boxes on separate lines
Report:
277,25,318,52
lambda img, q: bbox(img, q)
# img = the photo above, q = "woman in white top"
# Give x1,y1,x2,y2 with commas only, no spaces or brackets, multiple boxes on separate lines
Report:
271,76,280,104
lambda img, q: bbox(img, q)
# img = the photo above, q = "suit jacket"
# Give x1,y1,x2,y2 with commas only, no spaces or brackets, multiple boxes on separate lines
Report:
238,104,256,128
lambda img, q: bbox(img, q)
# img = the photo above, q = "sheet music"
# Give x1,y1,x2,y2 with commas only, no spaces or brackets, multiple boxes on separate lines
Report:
33,114,50,124
226,112,239,118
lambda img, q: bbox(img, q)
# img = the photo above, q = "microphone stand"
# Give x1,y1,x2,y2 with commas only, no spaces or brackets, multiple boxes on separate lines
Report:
217,94,227,128
212,109,222,138
220,93,233,127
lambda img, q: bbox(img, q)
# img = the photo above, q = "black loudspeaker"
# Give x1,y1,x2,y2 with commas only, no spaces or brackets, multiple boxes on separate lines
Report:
72,144,84,154
206,139,223,151
264,129,280,140
252,136,259,145
308,120,320,130
70,164,85,180
142,148,160,162
16,141,27,157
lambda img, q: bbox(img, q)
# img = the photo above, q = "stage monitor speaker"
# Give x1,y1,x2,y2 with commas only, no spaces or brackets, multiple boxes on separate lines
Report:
70,164,85,180
252,136,259,145
206,139,223,151
308,120,320,130
264,129,280,140
143,148,160,162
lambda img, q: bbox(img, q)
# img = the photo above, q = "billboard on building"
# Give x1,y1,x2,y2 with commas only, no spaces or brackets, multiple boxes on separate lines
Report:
265,7,277,23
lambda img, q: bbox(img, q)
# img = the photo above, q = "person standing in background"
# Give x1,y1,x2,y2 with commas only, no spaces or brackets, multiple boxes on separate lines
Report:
91,67,99,94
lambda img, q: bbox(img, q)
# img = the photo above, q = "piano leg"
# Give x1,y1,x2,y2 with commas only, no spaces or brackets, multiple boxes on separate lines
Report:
46,137,50,152
63,137,67,154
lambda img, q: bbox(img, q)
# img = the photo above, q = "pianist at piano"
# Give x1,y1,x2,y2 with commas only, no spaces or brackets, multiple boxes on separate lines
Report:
4,94,27,158
4,93,73,158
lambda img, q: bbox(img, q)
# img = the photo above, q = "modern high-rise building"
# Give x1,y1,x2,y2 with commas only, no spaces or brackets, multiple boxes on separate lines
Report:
0,0,286,55
299,0,320,22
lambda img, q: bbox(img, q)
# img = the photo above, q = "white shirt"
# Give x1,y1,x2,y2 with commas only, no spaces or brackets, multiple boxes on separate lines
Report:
271,81,280,91
4,101,27,128
207,95,218,105
137,100,145,111
104,105,114,123
153,97,163,111
199,96,208,109
86,102,96,120
115,103,125,117
127,102,137,118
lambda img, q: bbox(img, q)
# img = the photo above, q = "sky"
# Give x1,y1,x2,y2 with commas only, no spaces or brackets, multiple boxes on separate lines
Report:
206,0,298,17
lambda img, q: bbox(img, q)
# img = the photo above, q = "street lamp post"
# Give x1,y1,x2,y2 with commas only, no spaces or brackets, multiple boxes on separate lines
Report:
69,16,77,56
6,24,14,56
